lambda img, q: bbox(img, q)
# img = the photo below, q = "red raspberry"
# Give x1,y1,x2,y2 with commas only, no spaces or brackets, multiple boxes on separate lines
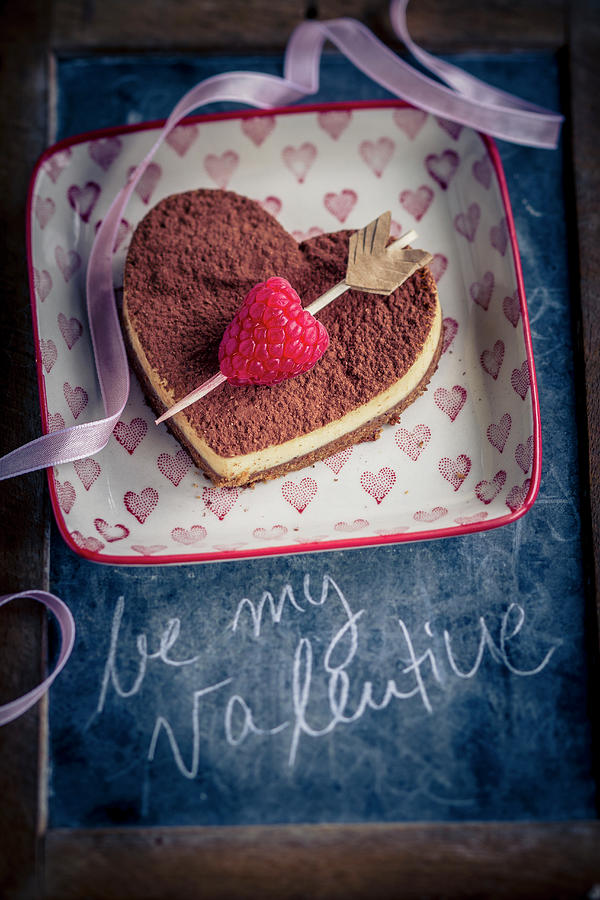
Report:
218,276,329,386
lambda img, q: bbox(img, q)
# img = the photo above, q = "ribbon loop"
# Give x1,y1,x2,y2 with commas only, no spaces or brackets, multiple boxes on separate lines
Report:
0,591,75,726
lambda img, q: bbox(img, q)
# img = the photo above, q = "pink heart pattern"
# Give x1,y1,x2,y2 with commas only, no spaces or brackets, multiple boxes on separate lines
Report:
56,479,76,514
490,217,508,256
203,486,239,520
293,226,323,242
434,385,467,421
73,457,101,491
259,196,282,217
441,317,458,353
454,203,481,242
67,181,100,223
131,544,168,556
204,150,239,188
473,154,492,189
470,271,494,310
55,246,81,283
435,117,463,140
455,512,488,525
323,447,353,475
212,543,248,552
58,313,83,349
35,196,55,229
157,449,193,486
42,149,72,183
511,361,531,400
515,435,533,474
282,143,317,183
113,417,148,454
395,424,431,461
399,185,433,221
64,382,88,419
34,268,52,302
503,291,521,327
89,137,122,171
360,467,396,504
41,339,58,373
124,487,159,523
48,412,65,433
475,470,506,504
253,525,288,540
487,413,512,453
334,519,369,532
324,189,357,223
506,478,531,512
359,137,395,177
282,477,318,513
241,115,276,146
439,454,471,491
129,162,162,204
165,124,199,157
480,339,505,380
414,507,448,523
71,531,104,553
393,107,427,139
94,518,130,542
317,110,352,140
425,149,459,190
429,253,448,283
171,525,207,545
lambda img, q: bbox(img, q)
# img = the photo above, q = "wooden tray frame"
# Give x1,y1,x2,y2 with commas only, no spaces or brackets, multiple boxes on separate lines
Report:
1,1,599,896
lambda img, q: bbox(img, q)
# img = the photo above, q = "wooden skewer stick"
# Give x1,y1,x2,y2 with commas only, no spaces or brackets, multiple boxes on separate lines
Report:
155,371,228,425
155,225,422,426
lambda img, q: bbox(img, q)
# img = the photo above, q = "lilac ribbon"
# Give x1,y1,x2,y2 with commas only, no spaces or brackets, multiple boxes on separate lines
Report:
288,0,563,149
0,1,563,723
0,591,75,726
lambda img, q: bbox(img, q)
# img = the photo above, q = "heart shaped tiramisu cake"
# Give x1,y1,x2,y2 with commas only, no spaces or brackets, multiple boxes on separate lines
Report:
122,189,442,487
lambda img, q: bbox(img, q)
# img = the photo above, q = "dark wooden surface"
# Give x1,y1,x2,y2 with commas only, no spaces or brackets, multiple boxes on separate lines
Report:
1,1,599,897
43,822,600,900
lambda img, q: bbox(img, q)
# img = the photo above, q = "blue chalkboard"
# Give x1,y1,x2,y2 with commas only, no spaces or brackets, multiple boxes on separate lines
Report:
48,51,598,828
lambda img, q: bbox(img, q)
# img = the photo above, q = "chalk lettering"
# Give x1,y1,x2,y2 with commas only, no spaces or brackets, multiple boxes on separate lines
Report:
500,603,558,675
96,596,199,715
287,599,445,765
230,584,304,638
224,694,289,746
147,678,233,779
443,603,557,679
230,573,348,638
91,576,560,780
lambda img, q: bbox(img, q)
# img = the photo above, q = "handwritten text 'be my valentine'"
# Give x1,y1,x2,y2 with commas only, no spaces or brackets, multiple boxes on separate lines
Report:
94,574,558,779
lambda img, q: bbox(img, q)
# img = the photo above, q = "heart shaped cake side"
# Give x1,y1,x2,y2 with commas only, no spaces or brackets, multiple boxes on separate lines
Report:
122,189,442,487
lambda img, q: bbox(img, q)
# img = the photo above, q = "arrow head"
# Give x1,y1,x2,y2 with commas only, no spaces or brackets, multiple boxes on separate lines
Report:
346,211,433,294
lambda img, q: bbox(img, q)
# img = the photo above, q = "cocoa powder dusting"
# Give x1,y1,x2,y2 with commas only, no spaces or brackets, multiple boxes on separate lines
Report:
124,189,438,456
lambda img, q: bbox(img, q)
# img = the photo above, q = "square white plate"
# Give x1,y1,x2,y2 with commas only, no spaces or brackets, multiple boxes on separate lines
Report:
28,101,540,564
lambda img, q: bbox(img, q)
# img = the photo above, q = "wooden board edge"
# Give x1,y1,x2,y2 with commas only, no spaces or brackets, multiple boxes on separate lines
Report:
568,1,600,627
0,0,54,897
565,1,600,812
44,820,600,899
48,0,566,52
